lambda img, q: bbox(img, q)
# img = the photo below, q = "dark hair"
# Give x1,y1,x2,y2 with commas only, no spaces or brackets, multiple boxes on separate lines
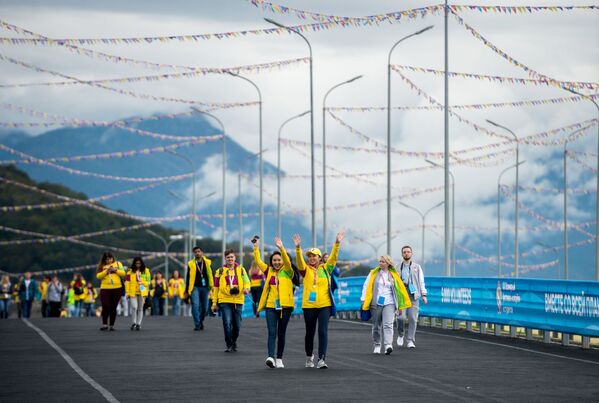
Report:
97,252,115,272
269,251,282,267
401,245,413,252
130,257,146,272
224,249,235,257
192,246,202,252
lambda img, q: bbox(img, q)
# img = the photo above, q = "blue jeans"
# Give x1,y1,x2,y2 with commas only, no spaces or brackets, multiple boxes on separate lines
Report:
21,299,33,318
191,287,209,327
73,300,83,317
0,299,10,318
303,307,331,360
172,296,182,316
219,303,243,348
84,303,95,317
265,308,293,358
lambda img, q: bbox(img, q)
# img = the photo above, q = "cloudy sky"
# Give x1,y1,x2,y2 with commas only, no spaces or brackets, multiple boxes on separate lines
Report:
0,0,597,278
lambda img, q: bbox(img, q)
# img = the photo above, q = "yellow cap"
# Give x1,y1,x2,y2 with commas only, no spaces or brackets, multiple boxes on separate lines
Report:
306,248,322,257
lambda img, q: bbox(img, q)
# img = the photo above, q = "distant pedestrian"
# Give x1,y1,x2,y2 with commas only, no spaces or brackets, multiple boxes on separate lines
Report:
70,273,86,318
83,282,97,317
185,246,214,330
248,261,265,318
0,275,12,319
125,257,150,330
39,276,51,318
151,272,167,316
18,272,37,319
47,276,64,318
169,270,185,316
96,252,126,331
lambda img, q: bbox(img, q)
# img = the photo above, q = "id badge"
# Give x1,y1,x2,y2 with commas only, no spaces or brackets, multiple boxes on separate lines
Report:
308,291,317,303
408,283,416,294
377,295,385,306
140,284,146,292
275,299,282,310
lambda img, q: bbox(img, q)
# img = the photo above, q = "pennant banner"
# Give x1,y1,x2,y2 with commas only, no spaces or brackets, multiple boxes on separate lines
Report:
567,150,599,173
519,185,595,195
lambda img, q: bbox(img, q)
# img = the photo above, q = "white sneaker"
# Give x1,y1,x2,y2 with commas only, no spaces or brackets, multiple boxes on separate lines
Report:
265,357,275,368
317,358,328,369
373,344,381,354
305,355,315,368
397,336,404,347
275,358,284,368
385,345,393,355
407,341,416,349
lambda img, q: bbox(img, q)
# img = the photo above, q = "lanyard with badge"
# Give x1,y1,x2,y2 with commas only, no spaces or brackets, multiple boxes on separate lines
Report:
402,262,417,295
377,271,390,306
273,272,282,310
308,265,318,303
197,260,205,286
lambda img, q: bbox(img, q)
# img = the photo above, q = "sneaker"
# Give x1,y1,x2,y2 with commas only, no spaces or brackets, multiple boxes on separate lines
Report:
265,357,275,368
109,327,115,331
397,336,404,347
407,341,415,349
231,343,237,352
225,346,232,353
194,326,200,331
100,326,108,331
305,355,315,368
130,324,136,331
385,345,393,355
316,358,328,369
373,345,381,354
135,324,141,331
275,359,284,368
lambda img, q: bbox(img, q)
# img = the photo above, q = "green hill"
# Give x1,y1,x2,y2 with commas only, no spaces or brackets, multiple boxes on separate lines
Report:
0,165,228,281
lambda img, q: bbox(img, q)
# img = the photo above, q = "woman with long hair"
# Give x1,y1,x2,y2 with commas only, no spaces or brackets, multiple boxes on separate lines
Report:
83,282,97,318
70,273,86,318
96,252,125,331
169,270,185,317
248,261,265,318
0,275,11,319
360,255,411,355
125,257,151,330
151,272,167,316
253,237,294,369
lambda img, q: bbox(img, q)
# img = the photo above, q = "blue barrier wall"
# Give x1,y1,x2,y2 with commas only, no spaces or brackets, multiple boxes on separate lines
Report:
240,277,599,337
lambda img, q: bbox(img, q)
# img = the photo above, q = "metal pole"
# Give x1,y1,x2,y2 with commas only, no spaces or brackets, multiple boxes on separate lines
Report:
564,143,568,280
451,178,456,276
238,173,243,264
386,25,434,256
422,214,426,266
399,200,442,267
443,0,450,277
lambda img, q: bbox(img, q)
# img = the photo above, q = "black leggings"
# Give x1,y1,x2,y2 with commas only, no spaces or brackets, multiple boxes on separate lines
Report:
100,288,122,326
303,307,331,360
250,286,263,316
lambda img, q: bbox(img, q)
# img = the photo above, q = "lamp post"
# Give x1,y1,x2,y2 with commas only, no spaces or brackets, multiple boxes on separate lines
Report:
563,88,599,280
398,200,444,266
323,75,363,250
265,17,316,247
497,161,525,278
488,120,520,277
277,110,310,238
146,230,184,316
426,159,455,276
191,108,227,261
228,72,264,257
387,25,434,256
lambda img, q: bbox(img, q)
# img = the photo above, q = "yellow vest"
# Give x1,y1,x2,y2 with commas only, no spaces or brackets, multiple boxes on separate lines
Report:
213,265,250,305
70,279,87,301
254,247,295,312
84,287,97,303
186,257,214,293
361,267,412,311
296,243,339,309
124,268,151,297
169,278,185,299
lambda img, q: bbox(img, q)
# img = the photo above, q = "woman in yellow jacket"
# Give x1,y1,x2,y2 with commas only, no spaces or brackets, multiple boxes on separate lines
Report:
83,282,98,318
151,272,168,316
211,249,251,352
70,273,87,318
253,236,295,369
360,255,411,355
125,257,151,330
96,252,126,331
293,231,344,369
168,270,185,317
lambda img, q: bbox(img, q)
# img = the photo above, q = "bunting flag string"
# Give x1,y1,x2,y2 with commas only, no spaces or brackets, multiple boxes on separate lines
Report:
566,150,599,173
518,185,595,195
392,65,599,91
448,4,598,14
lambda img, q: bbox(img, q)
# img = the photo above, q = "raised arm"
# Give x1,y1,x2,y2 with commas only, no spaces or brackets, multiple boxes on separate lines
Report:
252,239,268,272
275,237,293,276
325,232,344,274
292,234,307,276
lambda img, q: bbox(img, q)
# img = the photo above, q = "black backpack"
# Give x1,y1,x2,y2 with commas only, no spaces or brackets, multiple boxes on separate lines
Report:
154,281,164,298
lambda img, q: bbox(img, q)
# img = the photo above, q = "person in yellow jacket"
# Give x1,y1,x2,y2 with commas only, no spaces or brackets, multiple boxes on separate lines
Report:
185,246,214,331
125,257,151,330
151,272,168,316
83,282,98,318
211,249,250,352
70,273,87,318
293,231,344,369
253,236,295,369
39,276,50,318
168,270,185,317
96,252,126,331
360,255,411,355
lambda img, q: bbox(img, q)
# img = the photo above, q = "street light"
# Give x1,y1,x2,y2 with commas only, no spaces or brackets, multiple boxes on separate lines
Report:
191,108,227,260
265,17,316,247
398,200,444,266
426,159,455,276
146,230,184,316
497,160,526,278
323,75,363,250
563,87,599,281
277,110,310,238
238,150,267,264
387,25,434,256
488,120,521,277
228,72,264,257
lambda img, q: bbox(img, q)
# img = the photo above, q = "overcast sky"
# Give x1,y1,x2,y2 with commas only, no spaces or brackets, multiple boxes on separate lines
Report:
0,0,597,276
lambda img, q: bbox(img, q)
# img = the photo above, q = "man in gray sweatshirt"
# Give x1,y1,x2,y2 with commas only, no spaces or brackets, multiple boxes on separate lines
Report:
396,245,427,348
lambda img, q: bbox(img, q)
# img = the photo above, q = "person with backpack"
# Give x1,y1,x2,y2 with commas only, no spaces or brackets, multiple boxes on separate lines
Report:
96,252,126,331
125,257,151,330
83,282,97,318
211,249,251,352
151,272,167,316
253,236,295,369
293,231,344,369
70,273,86,318
248,261,265,318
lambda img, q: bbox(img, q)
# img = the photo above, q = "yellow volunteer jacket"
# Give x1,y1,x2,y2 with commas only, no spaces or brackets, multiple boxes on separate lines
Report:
254,246,295,312
39,281,48,301
150,278,168,299
186,256,214,293
296,242,340,309
361,267,412,311
70,279,87,301
124,268,151,298
96,262,126,289
84,287,98,304
169,278,185,299
212,264,250,305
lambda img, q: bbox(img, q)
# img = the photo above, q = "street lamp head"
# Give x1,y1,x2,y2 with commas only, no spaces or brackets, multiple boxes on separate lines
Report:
346,75,363,84
298,110,310,118
486,119,500,127
264,17,286,29
415,25,434,35
169,234,185,241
